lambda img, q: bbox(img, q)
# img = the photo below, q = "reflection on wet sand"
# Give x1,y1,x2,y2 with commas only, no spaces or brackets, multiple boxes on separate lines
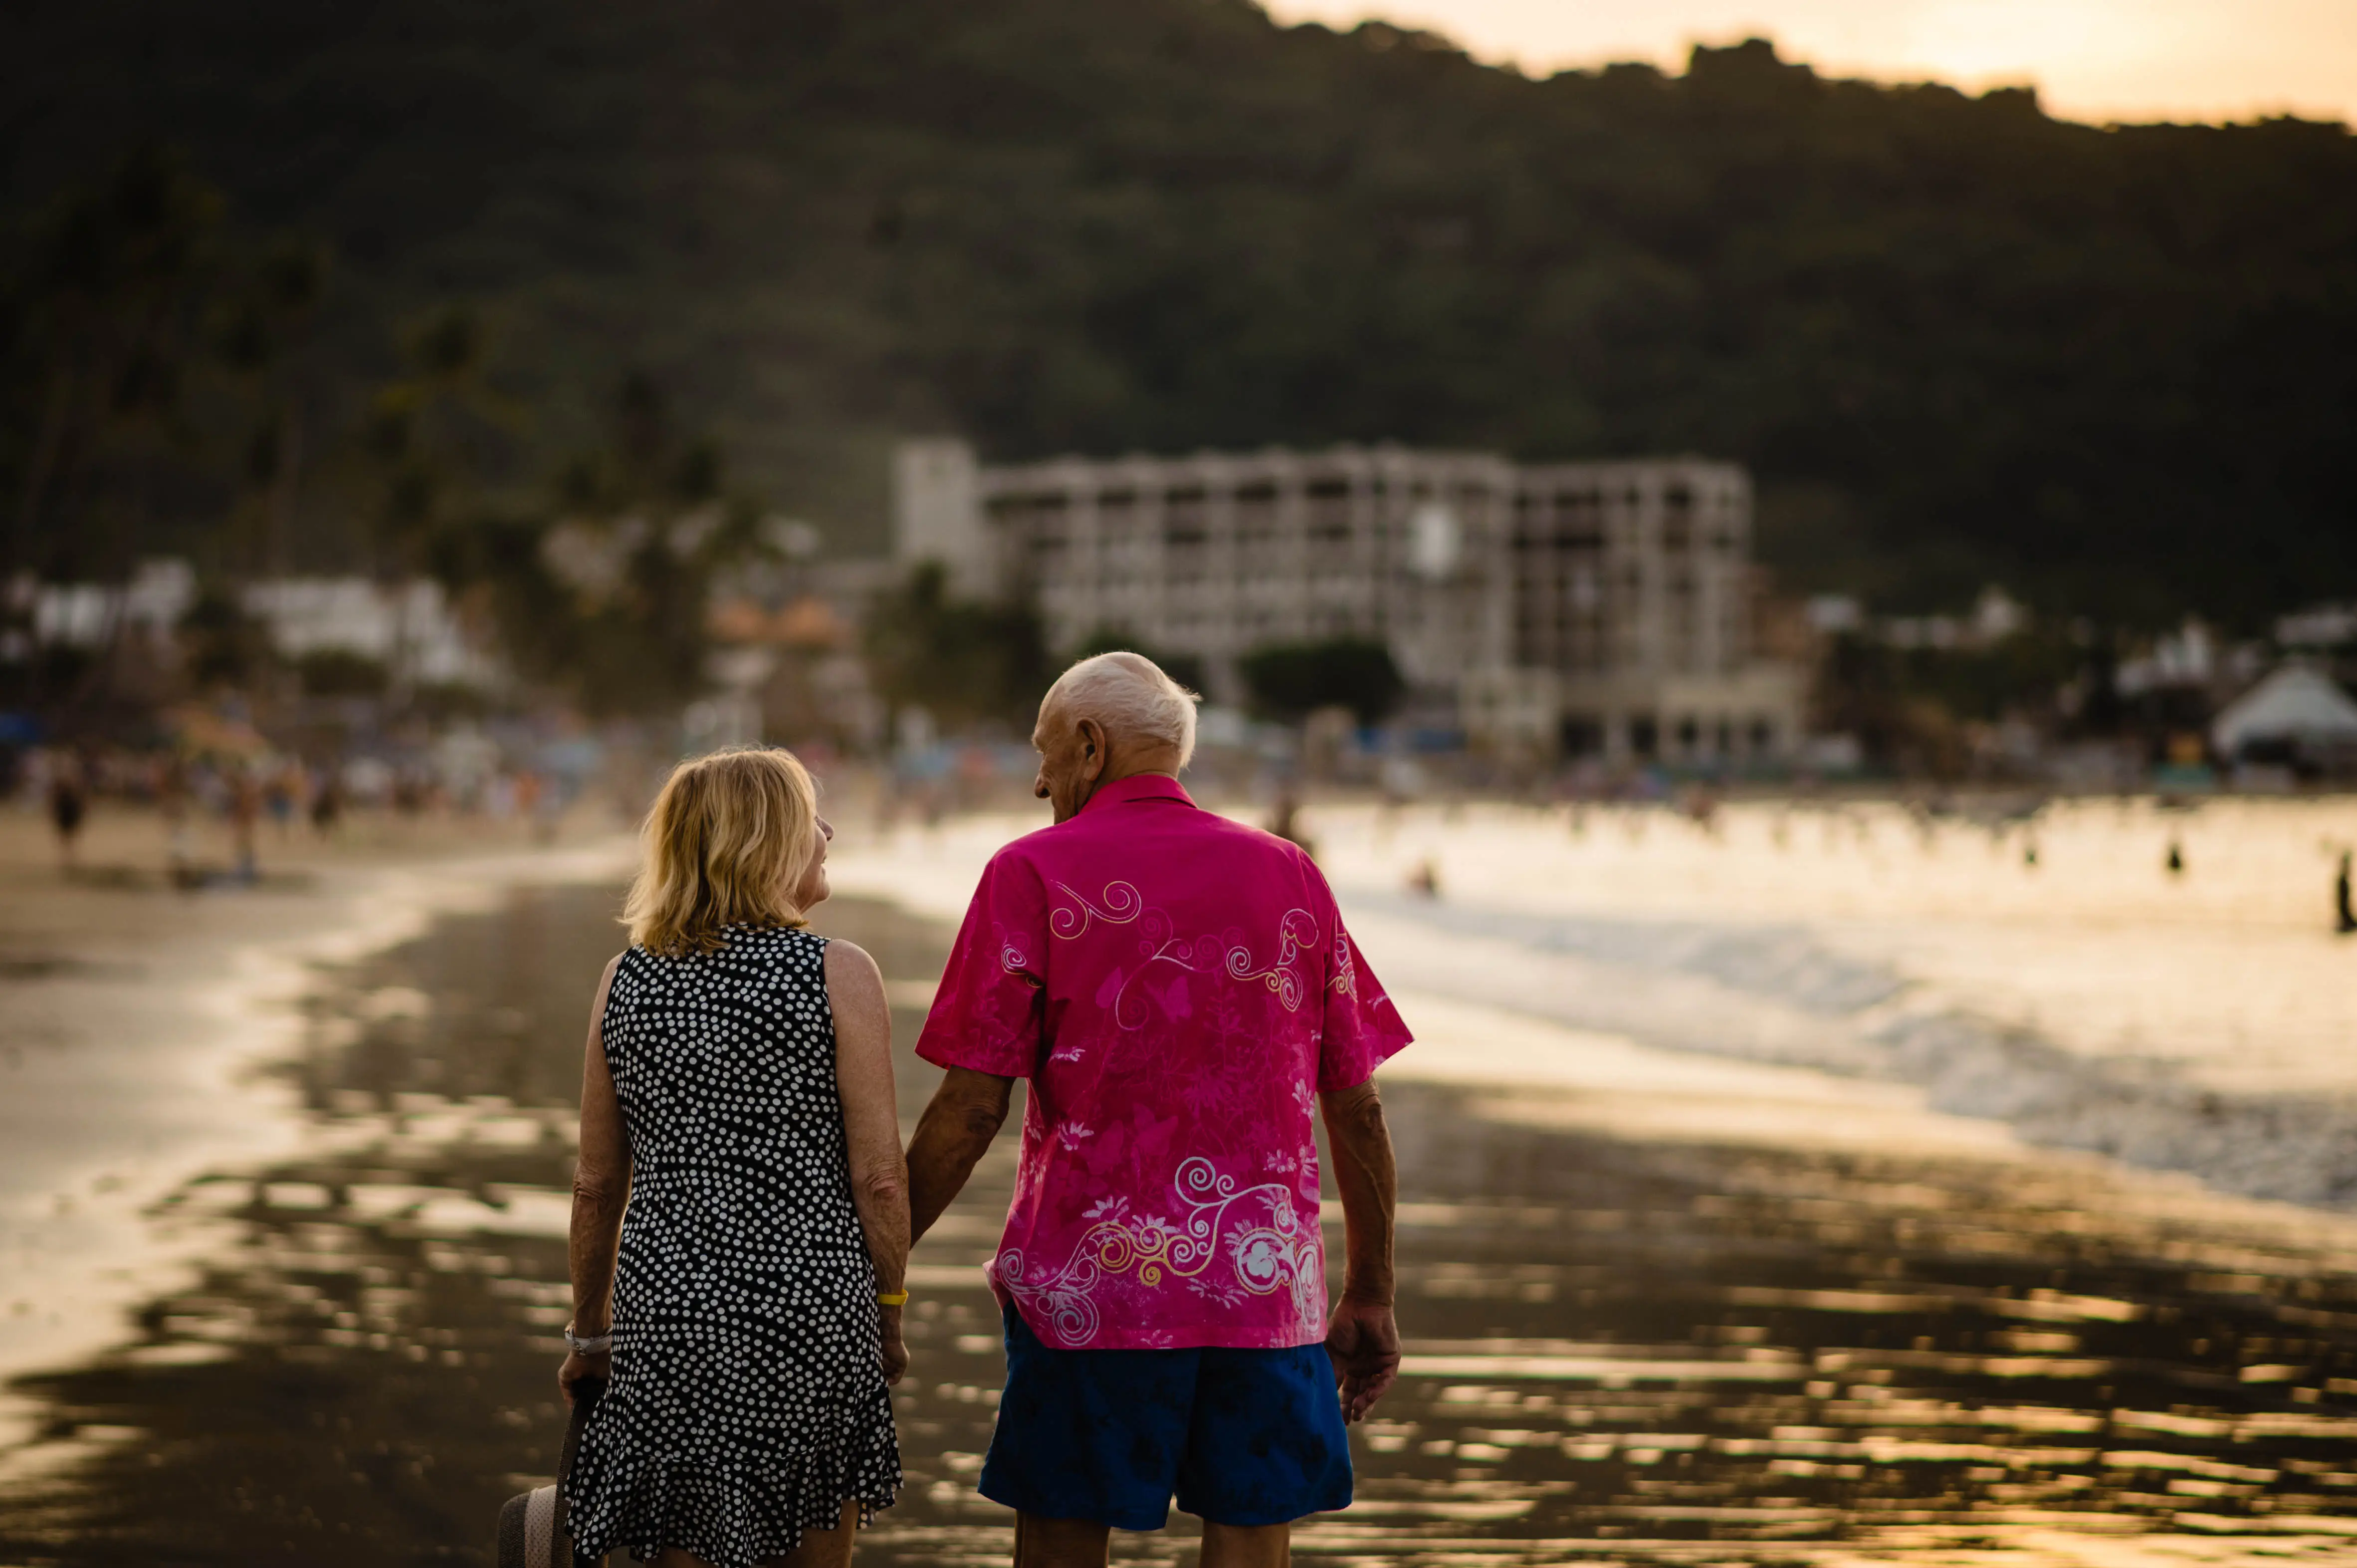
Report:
4,881,2357,1565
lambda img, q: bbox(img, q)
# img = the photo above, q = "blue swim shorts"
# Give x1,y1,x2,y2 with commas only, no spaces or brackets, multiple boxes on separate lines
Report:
978,1303,1353,1531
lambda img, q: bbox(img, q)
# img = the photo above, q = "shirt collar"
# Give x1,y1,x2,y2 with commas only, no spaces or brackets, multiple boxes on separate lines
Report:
1077,773,1195,817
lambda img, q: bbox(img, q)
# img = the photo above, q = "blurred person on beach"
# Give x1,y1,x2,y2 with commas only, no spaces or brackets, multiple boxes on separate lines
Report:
1267,783,1308,853
264,763,301,837
158,755,197,885
904,652,1411,1568
228,770,261,883
560,746,906,1568
308,764,342,836
532,772,568,843
393,768,427,818
45,749,87,870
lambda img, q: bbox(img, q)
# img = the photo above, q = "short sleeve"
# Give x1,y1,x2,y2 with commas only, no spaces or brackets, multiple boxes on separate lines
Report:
915,848,1050,1079
1310,869,1413,1093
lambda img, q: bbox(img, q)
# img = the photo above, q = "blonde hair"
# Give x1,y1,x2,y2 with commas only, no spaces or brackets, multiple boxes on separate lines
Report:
1046,651,1200,769
624,746,821,957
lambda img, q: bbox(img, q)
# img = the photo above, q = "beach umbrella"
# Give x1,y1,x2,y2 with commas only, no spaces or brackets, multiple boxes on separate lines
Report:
2211,665,2357,756
167,702,272,763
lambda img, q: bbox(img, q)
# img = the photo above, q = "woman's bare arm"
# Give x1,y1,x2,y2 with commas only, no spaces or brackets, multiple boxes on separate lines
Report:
827,938,911,1384
561,953,629,1399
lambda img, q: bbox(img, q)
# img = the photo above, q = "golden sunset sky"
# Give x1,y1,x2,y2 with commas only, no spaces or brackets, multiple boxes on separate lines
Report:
1264,0,2357,125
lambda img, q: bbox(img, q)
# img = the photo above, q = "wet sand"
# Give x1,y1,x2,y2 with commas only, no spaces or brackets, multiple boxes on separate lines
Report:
5,875,2357,1566
0,805,632,1465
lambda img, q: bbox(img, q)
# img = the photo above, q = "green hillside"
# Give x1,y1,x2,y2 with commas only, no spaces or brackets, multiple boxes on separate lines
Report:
5,0,2354,624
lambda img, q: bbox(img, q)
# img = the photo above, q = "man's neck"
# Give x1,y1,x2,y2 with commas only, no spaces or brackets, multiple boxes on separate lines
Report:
1072,763,1180,818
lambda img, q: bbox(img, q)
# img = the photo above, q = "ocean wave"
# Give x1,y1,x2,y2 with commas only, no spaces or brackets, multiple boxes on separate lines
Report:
1343,891,2357,1210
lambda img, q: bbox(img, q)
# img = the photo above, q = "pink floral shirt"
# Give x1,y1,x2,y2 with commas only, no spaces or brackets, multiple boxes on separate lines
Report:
915,775,1412,1350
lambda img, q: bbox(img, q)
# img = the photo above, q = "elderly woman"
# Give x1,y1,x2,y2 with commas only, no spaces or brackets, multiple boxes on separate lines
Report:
560,747,908,1568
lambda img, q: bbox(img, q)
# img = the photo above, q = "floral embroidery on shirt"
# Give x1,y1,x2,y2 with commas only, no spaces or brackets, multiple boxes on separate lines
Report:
1328,928,1358,996
1049,879,1144,938
994,1156,1323,1348
1051,880,1320,1025
1227,908,1320,1011
993,923,1036,979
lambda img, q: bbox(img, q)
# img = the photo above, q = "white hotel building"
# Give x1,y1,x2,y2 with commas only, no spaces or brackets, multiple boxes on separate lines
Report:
893,439,1801,764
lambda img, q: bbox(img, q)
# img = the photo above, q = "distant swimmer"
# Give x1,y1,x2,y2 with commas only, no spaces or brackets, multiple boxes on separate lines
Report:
2338,851,2356,935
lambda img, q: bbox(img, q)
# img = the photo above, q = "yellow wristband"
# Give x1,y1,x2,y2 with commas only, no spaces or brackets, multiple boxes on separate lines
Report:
876,1289,909,1307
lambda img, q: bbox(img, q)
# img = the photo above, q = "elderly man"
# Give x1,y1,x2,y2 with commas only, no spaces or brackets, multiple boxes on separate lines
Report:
905,651,1410,1568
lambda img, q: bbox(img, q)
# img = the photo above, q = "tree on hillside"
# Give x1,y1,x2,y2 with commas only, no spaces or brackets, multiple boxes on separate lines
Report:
356,304,529,586
459,371,752,717
6,7,2355,625
4,145,222,592
1241,637,1404,725
1062,626,1205,695
0,147,341,723
0,144,785,725
865,562,1049,734
213,234,329,578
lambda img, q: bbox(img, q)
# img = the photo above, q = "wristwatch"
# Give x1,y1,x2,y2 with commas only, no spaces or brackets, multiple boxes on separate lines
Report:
564,1325,614,1355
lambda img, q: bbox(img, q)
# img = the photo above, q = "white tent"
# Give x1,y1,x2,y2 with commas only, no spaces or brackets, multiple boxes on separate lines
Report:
2211,665,2357,755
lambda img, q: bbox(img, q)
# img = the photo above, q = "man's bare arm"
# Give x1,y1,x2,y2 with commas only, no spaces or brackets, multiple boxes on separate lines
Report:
1320,1076,1400,1422
906,1065,1015,1243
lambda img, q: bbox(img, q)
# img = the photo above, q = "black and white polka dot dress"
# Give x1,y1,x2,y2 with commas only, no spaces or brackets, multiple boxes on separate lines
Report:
563,926,900,1568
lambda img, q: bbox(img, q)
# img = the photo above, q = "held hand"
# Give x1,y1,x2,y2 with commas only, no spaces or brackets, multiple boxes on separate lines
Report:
558,1346,612,1404
878,1309,909,1386
1324,1295,1400,1423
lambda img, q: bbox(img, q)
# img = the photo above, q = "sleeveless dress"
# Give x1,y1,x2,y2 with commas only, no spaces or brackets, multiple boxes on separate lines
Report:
564,925,901,1568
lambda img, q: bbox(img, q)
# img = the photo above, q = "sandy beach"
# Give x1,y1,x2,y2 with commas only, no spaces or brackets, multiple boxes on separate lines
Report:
5,793,2357,1565
0,803,634,1466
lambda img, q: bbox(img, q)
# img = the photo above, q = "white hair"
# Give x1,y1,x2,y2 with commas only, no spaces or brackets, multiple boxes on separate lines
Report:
1045,651,1200,770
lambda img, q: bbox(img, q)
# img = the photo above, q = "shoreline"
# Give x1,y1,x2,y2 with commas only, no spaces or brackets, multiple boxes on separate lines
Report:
0,806,635,1465
822,794,2357,1213
8,809,2357,1558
